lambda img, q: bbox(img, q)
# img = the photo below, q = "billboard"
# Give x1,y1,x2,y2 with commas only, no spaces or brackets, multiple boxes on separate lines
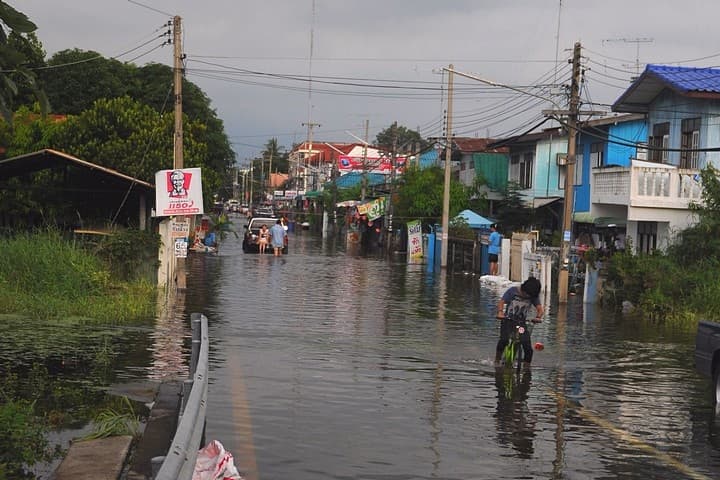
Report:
155,168,204,216
337,155,406,175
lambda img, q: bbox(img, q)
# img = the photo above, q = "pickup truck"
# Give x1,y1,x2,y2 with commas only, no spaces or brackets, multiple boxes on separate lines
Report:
695,320,720,404
242,217,288,254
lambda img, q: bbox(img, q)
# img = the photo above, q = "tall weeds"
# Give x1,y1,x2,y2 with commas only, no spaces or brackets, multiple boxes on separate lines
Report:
0,230,155,323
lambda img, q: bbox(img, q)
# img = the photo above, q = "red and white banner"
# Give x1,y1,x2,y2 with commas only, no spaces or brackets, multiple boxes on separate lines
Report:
155,168,205,216
337,155,406,175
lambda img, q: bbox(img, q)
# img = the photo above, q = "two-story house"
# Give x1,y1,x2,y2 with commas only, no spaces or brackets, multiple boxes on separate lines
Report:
572,114,647,248
591,64,715,252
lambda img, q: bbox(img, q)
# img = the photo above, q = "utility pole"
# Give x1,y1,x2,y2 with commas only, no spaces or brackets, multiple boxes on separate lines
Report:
268,149,273,197
558,42,582,303
249,160,254,206
362,119,369,201
172,15,186,290
302,121,321,192
387,122,398,254
440,64,454,269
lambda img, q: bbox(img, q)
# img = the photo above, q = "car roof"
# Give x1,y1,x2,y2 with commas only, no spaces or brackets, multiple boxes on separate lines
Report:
248,217,277,226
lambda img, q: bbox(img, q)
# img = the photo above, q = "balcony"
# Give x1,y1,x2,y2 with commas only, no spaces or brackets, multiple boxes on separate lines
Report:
592,160,702,209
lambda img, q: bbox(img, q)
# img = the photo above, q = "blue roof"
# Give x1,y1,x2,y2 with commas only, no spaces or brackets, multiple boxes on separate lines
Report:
333,172,386,189
456,209,493,229
613,64,720,112
646,64,720,93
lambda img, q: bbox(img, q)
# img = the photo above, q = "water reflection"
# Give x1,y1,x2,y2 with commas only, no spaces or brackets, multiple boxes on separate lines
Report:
188,232,720,480
494,367,535,458
147,288,189,380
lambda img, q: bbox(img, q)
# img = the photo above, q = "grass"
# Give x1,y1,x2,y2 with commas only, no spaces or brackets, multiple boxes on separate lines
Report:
0,230,156,323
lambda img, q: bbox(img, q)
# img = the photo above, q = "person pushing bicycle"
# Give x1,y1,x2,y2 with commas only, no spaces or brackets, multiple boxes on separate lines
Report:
495,277,544,367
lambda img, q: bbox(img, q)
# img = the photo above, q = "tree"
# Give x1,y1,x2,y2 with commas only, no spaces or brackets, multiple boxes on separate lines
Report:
668,165,720,265
39,49,135,115
47,96,208,182
495,182,535,233
393,164,470,227
261,137,289,173
375,122,429,153
0,2,47,123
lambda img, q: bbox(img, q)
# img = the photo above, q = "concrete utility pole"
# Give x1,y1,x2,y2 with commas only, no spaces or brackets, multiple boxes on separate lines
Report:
173,15,186,290
362,119,369,201
302,121,321,191
558,42,582,303
387,123,398,254
440,64,454,269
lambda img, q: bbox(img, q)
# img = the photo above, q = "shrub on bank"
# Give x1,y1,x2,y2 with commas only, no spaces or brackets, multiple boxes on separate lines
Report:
0,230,156,322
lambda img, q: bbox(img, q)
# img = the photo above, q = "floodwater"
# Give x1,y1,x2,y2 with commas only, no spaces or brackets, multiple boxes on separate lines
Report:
180,228,720,480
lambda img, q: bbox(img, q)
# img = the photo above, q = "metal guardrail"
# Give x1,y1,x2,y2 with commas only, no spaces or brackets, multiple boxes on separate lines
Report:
154,312,209,480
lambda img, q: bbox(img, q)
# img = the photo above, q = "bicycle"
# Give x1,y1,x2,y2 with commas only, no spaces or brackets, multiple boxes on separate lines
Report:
496,314,541,374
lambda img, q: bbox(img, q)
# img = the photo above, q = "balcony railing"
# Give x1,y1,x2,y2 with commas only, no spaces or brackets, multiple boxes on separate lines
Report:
592,161,702,209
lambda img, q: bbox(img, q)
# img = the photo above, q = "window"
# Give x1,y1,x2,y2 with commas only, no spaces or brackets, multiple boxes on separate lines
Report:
574,153,583,186
510,152,534,189
680,117,700,169
558,154,583,189
649,122,669,163
637,221,657,254
590,142,604,167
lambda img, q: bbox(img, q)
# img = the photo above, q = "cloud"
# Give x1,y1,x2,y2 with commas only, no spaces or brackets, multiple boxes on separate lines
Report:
20,0,720,161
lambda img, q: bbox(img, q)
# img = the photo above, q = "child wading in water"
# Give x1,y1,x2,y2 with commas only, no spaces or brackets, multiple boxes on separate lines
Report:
495,277,544,367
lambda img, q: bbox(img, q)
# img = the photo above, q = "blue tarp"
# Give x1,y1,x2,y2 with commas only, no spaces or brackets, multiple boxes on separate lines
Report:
456,209,493,229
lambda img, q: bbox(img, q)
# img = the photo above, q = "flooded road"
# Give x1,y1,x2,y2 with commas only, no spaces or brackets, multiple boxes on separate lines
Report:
184,229,720,480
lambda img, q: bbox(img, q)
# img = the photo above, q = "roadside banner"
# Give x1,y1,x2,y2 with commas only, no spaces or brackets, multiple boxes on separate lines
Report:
155,168,204,216
407,220,423,261
357,197,386,221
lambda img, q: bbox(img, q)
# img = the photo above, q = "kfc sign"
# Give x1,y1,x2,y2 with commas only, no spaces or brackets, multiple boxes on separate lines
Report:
155,168,205,216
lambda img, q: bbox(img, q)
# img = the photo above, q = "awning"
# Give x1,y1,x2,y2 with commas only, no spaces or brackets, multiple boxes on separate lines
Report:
572,212,626,227
336,200,361,208
304,190,322,199
533,197,562,208
595,217,626,228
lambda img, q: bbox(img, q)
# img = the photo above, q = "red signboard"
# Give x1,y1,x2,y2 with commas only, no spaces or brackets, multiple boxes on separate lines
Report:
337,155,406,175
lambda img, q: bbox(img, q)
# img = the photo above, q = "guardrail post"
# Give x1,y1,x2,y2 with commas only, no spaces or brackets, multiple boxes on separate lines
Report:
154,313,209,480
191,312,202,376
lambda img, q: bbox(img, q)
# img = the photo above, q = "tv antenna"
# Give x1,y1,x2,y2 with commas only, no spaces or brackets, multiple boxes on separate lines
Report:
602,37,654,78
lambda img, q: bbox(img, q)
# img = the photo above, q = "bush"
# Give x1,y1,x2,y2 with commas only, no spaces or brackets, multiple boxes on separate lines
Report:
0,398,59,478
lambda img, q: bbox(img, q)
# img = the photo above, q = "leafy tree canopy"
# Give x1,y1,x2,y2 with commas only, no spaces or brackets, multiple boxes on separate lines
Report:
495,181,535,234
47,96,208,182
0,2,46,123
39,49,135,115
393,164,470,227
375,122,429,153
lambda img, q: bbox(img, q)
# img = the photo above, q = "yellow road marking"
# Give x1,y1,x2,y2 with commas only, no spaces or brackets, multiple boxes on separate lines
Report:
549,391,711,480
229,351,259,480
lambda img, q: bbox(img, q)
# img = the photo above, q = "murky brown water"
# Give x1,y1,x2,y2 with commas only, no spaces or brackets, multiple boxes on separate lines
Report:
4,226,718,479
181,229,720,480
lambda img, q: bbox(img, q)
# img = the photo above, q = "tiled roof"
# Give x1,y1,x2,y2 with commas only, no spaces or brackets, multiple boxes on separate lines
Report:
452,137,499,153
613,64,720,112
646,64,720,93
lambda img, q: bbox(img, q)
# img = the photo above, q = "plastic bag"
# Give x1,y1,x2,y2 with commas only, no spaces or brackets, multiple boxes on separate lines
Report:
193,440,243,480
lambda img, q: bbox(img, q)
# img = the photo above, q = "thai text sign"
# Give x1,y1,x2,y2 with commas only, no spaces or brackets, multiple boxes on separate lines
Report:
171,219,190,238
155,168,204,216
357,197,386,221
407,220,423,260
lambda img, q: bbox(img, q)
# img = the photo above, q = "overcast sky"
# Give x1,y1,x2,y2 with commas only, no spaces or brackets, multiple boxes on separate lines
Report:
20,1,720,164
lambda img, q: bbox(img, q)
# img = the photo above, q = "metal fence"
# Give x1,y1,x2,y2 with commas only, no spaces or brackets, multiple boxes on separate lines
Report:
154,312,209,480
